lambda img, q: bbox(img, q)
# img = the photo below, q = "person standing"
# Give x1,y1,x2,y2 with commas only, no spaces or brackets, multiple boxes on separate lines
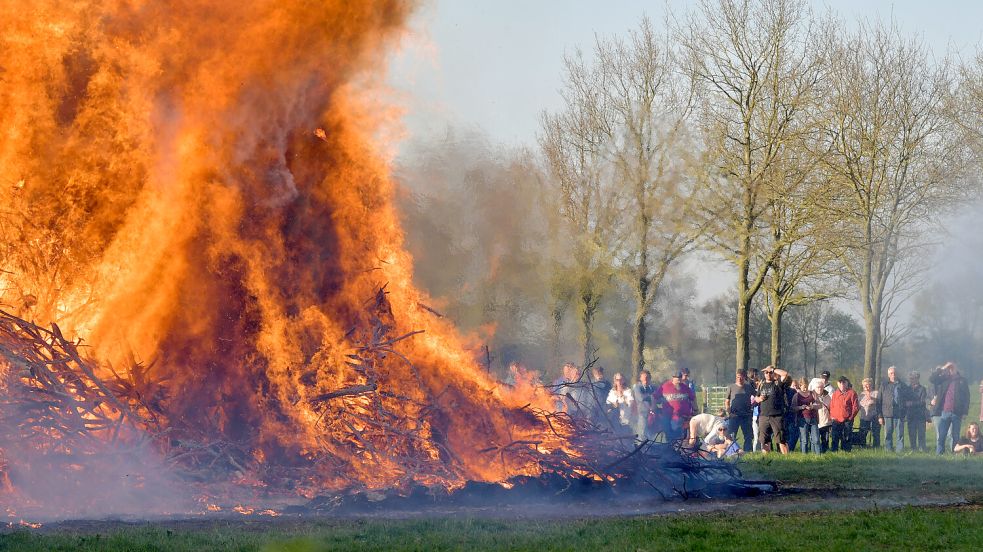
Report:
591,366,612,402
906,371,929,452
725,369,756,453
857,378,880,448
830,376,860,452
750,369,761,452
681,367,697,395
816,386,832,453
752,366,792,454
877,366,908,452
793,377,820,454
633,370,658,439
605,373,636,428
930,362,971,455
784,380,800,452
658,371,696,442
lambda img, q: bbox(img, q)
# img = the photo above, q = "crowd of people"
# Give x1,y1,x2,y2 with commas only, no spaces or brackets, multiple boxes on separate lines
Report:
551,361,983,458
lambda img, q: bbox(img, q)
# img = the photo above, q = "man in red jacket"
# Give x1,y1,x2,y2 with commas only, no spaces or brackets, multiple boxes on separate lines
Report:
658,371,696,442
830,376,860,451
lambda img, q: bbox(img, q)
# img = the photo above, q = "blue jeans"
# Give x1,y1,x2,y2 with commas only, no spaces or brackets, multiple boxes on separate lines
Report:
936,412,962,455
785,416,799,452
752,414,760,451
883,417,904,451
798,419,819,454
859,418,880,448
908,418,927,452
727,414,754,453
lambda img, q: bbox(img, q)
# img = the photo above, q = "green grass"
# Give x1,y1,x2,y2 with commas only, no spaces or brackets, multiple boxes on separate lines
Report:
740,448,983,493
3,506,983,551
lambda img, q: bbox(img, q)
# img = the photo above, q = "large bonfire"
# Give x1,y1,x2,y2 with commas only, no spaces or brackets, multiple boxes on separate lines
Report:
0,0,743,520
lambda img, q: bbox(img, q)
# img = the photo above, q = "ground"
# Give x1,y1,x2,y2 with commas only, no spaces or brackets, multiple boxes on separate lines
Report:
2,449,983,551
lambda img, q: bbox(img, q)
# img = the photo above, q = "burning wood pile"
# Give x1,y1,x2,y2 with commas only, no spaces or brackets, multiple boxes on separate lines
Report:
0,290,760,516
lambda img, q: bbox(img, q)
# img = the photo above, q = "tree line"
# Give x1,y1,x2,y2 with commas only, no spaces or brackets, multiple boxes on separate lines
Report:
397,0,983,386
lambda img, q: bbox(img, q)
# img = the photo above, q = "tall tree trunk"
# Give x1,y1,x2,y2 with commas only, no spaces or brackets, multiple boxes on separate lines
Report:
862,305,881,383
735,253,752,374
581,289,598,368
550,303,565,371
769,306,784,367
630,296,647,381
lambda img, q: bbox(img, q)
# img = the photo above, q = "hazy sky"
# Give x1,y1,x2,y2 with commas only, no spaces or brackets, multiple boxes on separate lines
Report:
390,1,983,148
388,1,983,303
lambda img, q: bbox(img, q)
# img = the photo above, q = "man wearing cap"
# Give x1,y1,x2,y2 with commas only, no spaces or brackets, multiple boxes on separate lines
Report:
906,371,929,452
658,370,696,441
751,365,791,454
830,376,860,451
878,366,909,452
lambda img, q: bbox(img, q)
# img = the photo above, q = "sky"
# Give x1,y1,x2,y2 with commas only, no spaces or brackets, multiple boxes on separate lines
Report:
390,1,983,149
387,0,983,304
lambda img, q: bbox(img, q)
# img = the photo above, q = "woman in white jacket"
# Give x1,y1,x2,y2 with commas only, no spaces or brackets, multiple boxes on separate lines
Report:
606,373,636,429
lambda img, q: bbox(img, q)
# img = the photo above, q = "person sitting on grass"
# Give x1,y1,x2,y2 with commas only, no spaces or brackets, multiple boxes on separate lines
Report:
953,422,982,455
687,411,726,449
704,425,743,458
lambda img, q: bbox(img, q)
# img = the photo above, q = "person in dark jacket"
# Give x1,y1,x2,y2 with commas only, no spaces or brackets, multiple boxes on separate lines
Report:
725,369,756,452
906,371,929,452
878,366,909,452
752,366,791,454
930,362,971,455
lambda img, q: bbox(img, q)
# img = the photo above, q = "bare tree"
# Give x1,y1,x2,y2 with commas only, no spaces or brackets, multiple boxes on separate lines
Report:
540,58,623,367
875,248,929,377
542,18,703,374
592,18,701,380
817,20,970,381
678,0,826,374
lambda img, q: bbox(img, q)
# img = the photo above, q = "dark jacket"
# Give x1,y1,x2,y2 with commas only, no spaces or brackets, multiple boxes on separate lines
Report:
906,384,929,421
929,370,970,417
877,380,907,418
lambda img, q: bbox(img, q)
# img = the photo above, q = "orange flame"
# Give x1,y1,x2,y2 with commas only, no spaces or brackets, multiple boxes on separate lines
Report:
0,0,560,499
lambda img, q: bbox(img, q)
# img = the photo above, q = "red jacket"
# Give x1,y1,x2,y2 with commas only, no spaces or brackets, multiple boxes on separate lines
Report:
657,381,695,421
829,388,859,422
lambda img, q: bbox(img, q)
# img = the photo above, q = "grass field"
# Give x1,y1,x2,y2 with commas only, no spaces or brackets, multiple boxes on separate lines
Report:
4,449,983,551
3,504,983,551
741,448,983,493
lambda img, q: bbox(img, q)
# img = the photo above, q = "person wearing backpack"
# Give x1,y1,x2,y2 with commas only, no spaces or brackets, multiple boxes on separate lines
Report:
751,365,791,454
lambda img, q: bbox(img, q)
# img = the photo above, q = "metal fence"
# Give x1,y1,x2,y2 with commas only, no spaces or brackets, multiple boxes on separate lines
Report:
703,385,729,414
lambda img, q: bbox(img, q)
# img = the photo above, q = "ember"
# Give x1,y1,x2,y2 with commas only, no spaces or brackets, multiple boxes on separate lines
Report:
0,0,757,520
